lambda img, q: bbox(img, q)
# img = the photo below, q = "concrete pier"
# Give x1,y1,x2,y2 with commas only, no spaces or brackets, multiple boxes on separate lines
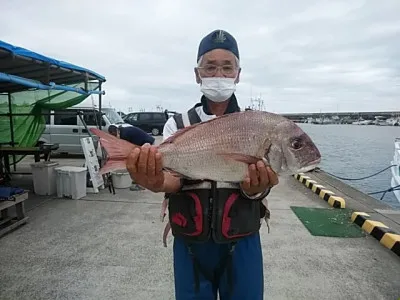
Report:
0,157,400,299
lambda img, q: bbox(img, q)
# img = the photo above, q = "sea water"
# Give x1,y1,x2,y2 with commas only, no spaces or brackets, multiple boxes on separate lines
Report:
298,123,400,209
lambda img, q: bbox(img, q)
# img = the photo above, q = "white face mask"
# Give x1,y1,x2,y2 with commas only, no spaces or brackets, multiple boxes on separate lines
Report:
199,76,237,103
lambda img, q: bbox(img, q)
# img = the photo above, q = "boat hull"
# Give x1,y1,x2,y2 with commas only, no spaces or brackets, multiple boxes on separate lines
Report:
391,176,400,202
391,140,400,202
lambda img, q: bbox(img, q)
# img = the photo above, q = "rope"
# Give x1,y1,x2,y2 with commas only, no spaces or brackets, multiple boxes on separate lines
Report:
367,184,400,200
322,165,397,181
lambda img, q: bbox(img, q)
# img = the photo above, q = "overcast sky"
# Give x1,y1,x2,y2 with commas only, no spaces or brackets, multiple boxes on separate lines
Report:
2,0,400,114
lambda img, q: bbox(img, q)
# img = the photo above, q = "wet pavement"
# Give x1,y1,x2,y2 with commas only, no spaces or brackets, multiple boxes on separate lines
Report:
0,155,399,299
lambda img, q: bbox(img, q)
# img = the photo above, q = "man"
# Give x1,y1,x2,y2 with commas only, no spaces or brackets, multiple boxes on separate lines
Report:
108,124,155,190
126,29,279,299
108,124,155,146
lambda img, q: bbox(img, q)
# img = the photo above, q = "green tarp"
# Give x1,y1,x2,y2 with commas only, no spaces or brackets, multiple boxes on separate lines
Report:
0,82,99,165
291,206,366,238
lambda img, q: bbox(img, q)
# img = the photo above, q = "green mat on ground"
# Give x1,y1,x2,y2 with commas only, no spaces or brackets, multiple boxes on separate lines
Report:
291,206,366,238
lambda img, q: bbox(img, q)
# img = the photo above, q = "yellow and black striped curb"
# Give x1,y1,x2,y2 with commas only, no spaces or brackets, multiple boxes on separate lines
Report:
293,173,346,209
351,212,400,257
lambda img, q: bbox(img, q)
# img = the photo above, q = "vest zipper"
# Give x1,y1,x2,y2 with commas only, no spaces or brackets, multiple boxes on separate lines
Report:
209,181,217,230
209,196,214,229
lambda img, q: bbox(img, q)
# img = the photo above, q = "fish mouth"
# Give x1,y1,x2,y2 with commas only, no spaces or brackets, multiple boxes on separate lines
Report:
296,158,321,174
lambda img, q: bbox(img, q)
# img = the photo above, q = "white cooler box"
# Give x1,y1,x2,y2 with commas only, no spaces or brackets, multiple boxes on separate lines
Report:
55,166,87,199
30,161,59,196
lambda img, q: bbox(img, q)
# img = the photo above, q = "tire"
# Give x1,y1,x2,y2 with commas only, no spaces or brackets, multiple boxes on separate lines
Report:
151,127,160,136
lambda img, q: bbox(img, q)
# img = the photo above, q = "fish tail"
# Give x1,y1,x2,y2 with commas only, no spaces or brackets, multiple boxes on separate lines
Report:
99,160,128,175
90,128,138,174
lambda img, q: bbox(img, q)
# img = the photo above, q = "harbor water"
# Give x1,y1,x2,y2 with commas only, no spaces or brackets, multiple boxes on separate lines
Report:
298,123,400,209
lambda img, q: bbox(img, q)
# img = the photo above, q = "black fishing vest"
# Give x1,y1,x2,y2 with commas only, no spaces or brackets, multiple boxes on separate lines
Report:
166,96,268,296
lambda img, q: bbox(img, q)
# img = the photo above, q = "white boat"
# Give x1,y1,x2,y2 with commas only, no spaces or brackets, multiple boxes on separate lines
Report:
374,116,390,126
387,117,400,126
391,138,400,202
352,118,373,125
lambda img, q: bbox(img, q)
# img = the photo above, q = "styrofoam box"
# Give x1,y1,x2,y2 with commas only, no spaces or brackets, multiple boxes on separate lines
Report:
55,166,87,199
30,161,59,196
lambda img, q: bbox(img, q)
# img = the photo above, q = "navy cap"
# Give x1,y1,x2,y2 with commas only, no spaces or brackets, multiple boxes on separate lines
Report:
197,29,239,62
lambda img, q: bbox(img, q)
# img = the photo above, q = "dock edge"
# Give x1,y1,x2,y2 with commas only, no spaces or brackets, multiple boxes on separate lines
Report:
293,173,346,208
351,212,400,257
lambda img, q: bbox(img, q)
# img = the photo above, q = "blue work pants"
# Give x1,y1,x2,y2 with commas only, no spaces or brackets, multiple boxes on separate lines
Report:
173,232,264,300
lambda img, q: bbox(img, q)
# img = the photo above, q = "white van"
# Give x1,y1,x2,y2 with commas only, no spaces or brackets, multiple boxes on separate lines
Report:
38,106,131,155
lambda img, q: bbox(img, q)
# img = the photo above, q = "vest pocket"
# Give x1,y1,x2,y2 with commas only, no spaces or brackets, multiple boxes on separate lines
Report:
212,189,262,243
168,189,211,242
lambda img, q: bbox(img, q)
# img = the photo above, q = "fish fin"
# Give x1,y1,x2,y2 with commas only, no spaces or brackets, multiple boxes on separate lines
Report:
258,139,272,164
163,222,171,247
262,151,272,168
163,168,195,180
217,138,272,166
160,111,247,145
265,217,270,233
216,152,261,165
99,159,127,175
262,157,270,166
160,197,169,222
164,168,182,177
90,128,139,159
160,122,202,145
261,198,271,233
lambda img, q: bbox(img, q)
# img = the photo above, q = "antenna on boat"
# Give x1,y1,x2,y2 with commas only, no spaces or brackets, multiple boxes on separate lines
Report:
250,95,265,111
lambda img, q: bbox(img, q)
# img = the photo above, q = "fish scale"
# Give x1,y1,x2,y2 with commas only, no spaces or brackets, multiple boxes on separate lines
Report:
159,112,285,182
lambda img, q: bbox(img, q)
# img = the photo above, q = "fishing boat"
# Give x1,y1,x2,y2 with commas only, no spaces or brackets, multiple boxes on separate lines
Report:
374,116,390,126
391,138,400,202
352,118,373,125
387,117,400,126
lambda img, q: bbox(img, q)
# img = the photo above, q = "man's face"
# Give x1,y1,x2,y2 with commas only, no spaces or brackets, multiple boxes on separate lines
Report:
195,49,241,84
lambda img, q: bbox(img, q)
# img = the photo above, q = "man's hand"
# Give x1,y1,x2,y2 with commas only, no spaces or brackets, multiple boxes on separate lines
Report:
126,144,165,192
126,143,182,193
240,160,279,196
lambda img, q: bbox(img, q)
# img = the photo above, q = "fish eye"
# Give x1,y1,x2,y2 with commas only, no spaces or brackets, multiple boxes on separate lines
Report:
290,138,303,150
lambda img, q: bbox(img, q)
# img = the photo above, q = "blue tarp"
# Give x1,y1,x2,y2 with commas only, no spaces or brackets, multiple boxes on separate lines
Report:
0,40,106,82
0,72,104,95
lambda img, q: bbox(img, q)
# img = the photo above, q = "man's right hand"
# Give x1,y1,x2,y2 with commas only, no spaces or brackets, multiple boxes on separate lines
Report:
126,144,165,192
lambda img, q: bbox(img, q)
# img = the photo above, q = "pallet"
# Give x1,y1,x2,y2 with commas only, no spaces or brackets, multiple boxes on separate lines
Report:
0,192,29,238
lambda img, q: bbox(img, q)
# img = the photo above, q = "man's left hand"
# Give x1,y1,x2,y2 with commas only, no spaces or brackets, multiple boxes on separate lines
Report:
240,160,279,196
